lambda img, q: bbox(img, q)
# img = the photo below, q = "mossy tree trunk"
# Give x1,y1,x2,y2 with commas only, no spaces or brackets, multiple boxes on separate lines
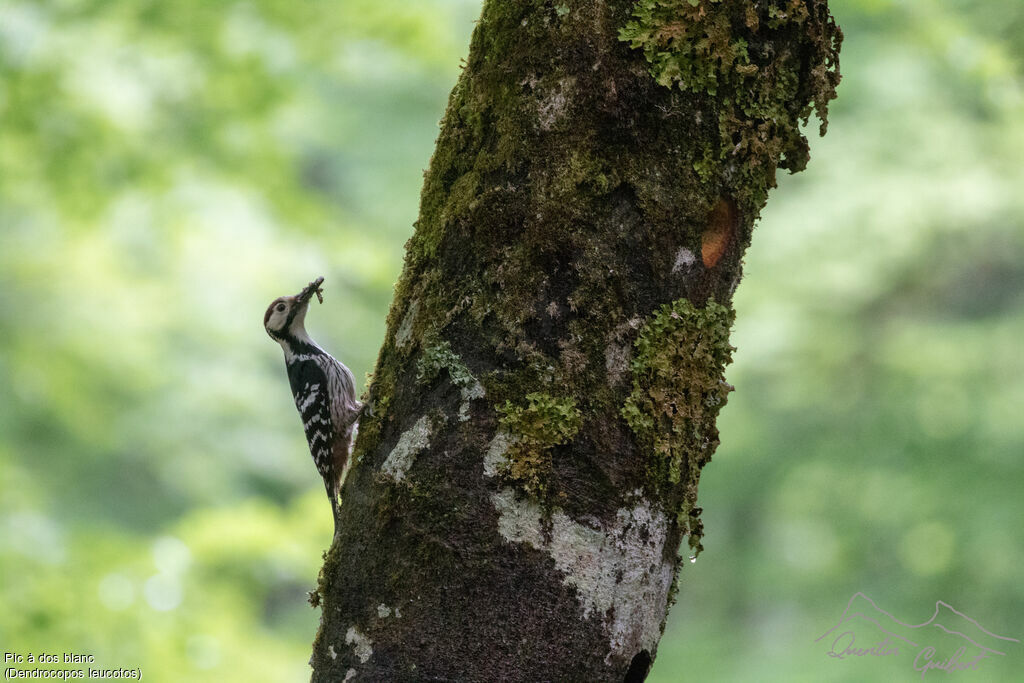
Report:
311,1,840,680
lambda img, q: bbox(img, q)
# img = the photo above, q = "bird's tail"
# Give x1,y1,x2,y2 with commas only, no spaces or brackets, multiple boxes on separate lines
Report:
327,484,340,541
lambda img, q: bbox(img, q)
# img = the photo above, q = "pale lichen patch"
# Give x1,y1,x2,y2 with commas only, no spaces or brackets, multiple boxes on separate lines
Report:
492,488,543,545
482,431,513,478
605,316,643,388
538,76,576,131
605,342,630,388
394,299,419,350
327,645,337,660
491,489,674,663
459,380,485,422
672,247,696,273
345,626,373,664
381,415,433,483
377,603,391,618
342,668,356,682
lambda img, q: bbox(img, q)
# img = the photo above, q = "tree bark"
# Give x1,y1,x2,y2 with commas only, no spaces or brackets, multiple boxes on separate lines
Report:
311,1,840,680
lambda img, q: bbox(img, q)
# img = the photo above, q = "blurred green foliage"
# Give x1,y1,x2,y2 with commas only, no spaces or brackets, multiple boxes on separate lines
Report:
0,0,1021,681
0,0,479,677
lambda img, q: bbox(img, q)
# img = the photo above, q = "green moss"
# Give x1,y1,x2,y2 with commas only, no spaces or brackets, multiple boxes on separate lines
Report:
496,392,582,495
619,0,747,97
622,298,734,554
550,149,621,199
619,0,842,207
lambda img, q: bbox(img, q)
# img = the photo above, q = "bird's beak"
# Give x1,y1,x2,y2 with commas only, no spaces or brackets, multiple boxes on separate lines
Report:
296,276,325,306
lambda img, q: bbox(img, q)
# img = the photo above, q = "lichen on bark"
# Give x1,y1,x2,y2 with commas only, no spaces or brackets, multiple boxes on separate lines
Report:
495,392,582,495
620,0,842,205
621,298,735,557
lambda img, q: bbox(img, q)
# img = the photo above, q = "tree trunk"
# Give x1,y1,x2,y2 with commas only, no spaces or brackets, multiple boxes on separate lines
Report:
311,1,840,680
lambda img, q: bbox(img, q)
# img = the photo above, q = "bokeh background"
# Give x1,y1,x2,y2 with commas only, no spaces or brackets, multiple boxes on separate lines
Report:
1,0,1021,680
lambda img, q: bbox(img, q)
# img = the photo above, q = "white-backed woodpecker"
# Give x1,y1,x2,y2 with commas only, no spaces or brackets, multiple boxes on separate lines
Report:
264,277,362,537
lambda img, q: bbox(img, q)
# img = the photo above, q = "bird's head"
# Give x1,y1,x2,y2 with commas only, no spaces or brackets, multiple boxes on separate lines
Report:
264,276,324,344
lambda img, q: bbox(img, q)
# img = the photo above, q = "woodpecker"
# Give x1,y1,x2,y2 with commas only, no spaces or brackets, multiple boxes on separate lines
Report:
264,276,362,537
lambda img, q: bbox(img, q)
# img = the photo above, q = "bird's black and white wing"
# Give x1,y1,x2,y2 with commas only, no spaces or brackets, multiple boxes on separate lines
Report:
319,354,361,436
287,358,334,482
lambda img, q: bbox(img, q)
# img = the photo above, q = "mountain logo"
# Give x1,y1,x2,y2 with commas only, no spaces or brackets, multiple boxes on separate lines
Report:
815,592,1018,678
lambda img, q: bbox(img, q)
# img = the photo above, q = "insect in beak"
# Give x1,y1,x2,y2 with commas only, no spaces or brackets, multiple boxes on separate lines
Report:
296,276,325,305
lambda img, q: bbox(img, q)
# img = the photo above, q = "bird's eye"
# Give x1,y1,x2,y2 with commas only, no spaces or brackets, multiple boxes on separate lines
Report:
276,304,286,312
